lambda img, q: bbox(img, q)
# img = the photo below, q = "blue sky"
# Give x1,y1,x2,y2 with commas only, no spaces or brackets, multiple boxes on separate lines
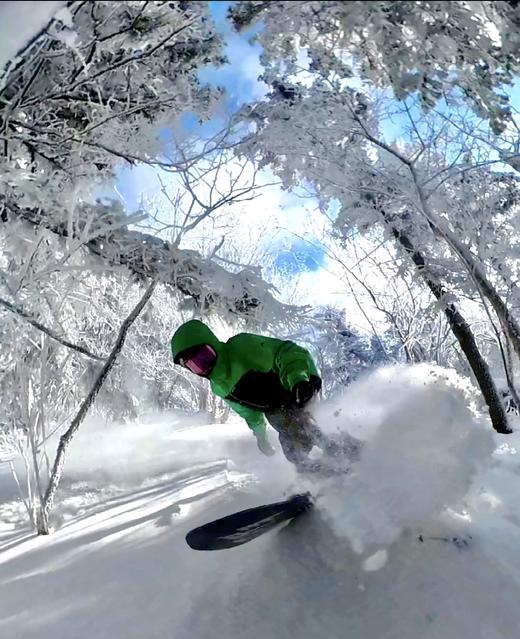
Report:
113,2,520,284
199,1,267,112
115,0,263,209
114,0,326,279
380,79,520,146
115,2,264,202
273,238,325,275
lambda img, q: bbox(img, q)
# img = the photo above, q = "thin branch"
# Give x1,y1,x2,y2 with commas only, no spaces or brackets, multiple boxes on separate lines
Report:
0,296,104,361
22,16,200,108
38,278,158,534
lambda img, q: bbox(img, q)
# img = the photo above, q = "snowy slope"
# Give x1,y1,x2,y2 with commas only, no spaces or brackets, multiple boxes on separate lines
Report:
1,365,520,639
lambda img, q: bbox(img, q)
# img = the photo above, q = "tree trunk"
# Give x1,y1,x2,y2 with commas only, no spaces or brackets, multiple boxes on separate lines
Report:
389,223,511,435
356,123,520,379
456,240,520,364
411,170,520,368
37,279,157,534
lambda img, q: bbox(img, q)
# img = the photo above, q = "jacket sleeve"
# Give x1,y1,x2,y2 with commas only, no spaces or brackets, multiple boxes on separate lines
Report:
224,399,266,437
274,340,318,390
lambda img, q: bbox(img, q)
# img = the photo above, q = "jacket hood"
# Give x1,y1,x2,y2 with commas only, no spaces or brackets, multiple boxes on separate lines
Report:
171,320,222,363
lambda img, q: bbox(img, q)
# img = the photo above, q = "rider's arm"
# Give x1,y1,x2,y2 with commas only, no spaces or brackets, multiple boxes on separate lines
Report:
224,399,267,437
274,340,317,390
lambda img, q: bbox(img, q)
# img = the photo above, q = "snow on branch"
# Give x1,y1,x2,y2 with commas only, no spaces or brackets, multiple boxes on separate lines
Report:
5,198,289,320
0,295,104,361
0,1,226,216
231,0,520,134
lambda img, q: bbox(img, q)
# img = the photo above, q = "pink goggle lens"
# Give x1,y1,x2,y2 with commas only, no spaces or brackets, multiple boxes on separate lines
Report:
182,344,217,375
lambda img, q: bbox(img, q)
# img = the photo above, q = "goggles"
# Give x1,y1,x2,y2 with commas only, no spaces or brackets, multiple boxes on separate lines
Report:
179,344,217,376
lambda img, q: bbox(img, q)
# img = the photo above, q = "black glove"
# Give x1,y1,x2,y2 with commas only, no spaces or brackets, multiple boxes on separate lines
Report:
292,378,320,407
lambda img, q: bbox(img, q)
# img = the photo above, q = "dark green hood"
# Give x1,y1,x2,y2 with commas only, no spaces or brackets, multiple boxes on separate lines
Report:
171,320,222,363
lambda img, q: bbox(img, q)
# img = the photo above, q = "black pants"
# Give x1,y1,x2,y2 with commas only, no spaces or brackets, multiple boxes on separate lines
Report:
265,404,326,466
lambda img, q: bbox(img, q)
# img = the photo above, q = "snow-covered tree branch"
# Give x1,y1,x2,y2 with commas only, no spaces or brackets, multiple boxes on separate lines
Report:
232,0,520,433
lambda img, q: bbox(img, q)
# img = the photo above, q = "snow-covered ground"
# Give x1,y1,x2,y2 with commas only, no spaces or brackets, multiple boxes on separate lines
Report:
1,364,520,639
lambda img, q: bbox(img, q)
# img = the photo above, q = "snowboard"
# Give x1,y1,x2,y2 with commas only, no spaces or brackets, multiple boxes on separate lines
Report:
185,492,313,551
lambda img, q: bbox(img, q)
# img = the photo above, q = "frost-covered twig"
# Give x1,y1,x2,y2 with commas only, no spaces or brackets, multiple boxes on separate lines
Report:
7,199,289,320
0,296,104,361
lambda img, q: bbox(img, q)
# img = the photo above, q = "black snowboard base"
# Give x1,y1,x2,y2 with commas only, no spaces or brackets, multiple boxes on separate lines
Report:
186,492,313,551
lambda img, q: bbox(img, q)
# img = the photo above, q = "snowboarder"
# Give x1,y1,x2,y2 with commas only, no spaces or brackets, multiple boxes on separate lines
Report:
171,319,328,470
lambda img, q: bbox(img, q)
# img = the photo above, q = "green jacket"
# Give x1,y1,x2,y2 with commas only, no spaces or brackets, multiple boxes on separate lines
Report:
171,320,320,436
